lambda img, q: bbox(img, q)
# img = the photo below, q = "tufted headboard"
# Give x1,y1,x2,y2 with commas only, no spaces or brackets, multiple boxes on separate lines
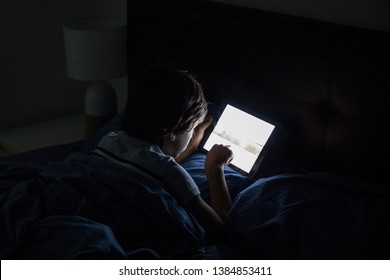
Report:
127,0,390,186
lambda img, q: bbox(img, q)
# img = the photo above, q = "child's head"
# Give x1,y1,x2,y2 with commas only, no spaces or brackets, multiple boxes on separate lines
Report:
123,66,208,146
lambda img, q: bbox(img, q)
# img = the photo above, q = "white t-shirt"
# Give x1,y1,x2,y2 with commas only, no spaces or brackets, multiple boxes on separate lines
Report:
94,131,200,205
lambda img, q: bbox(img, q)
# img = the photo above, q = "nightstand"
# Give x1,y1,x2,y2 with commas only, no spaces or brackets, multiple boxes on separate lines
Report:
0,114,85,156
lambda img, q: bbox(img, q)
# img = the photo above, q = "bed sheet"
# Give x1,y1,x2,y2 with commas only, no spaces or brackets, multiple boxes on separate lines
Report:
0,152,205,259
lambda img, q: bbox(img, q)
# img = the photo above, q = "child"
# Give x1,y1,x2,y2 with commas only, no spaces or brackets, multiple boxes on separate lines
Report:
96,66,233,242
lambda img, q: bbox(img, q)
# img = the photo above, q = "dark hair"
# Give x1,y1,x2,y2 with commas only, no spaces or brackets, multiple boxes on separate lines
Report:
123,66,208,146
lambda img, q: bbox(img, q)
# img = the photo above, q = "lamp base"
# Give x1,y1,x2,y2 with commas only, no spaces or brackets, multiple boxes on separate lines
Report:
84,81,117,137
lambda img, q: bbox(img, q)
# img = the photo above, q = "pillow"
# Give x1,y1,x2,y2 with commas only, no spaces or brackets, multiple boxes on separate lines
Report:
225,172,390,259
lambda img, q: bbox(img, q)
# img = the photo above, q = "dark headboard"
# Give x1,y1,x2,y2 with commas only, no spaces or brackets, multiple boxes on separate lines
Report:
128,0,390,186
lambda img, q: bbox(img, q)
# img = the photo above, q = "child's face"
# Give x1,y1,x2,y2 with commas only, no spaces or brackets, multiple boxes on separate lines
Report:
175,129,194,156
162,118,203,158
162,128,195,158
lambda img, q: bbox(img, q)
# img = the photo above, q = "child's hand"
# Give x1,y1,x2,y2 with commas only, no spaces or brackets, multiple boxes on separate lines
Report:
190,115,214,149
175,116,214,163
205,144,234,171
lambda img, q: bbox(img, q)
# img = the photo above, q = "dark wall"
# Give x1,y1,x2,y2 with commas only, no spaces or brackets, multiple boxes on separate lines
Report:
0,0,127,130
210,0,390,33
128,0,390,185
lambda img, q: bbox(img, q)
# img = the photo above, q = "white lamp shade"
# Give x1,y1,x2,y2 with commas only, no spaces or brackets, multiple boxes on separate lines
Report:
63,17,127,81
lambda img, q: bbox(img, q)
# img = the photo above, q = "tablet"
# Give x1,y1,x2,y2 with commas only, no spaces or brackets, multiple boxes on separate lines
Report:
201,103,279,178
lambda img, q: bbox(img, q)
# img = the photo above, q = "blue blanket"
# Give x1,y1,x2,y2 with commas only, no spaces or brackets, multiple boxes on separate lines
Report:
0,152,205,259
1,143,390,259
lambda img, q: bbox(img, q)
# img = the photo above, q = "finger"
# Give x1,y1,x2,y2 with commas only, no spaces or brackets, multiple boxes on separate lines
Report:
226,156,234,165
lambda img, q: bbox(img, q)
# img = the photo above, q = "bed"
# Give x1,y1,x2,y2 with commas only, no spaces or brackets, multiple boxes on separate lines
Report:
1,113,389,260
2,0,390,259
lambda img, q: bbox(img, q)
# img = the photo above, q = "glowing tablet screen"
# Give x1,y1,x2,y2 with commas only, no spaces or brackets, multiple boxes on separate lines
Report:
203,104,275,174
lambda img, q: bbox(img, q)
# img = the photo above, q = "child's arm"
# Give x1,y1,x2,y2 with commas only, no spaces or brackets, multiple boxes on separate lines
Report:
185,144,233,242
204,144,233,220
177,116,234,241
185,195,224,242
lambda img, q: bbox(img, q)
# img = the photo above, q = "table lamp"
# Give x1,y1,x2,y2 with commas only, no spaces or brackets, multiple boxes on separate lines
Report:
63,17,127,137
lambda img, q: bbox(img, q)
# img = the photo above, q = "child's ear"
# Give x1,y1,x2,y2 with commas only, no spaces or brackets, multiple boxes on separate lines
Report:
169,133,176,141
164,132,176,142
